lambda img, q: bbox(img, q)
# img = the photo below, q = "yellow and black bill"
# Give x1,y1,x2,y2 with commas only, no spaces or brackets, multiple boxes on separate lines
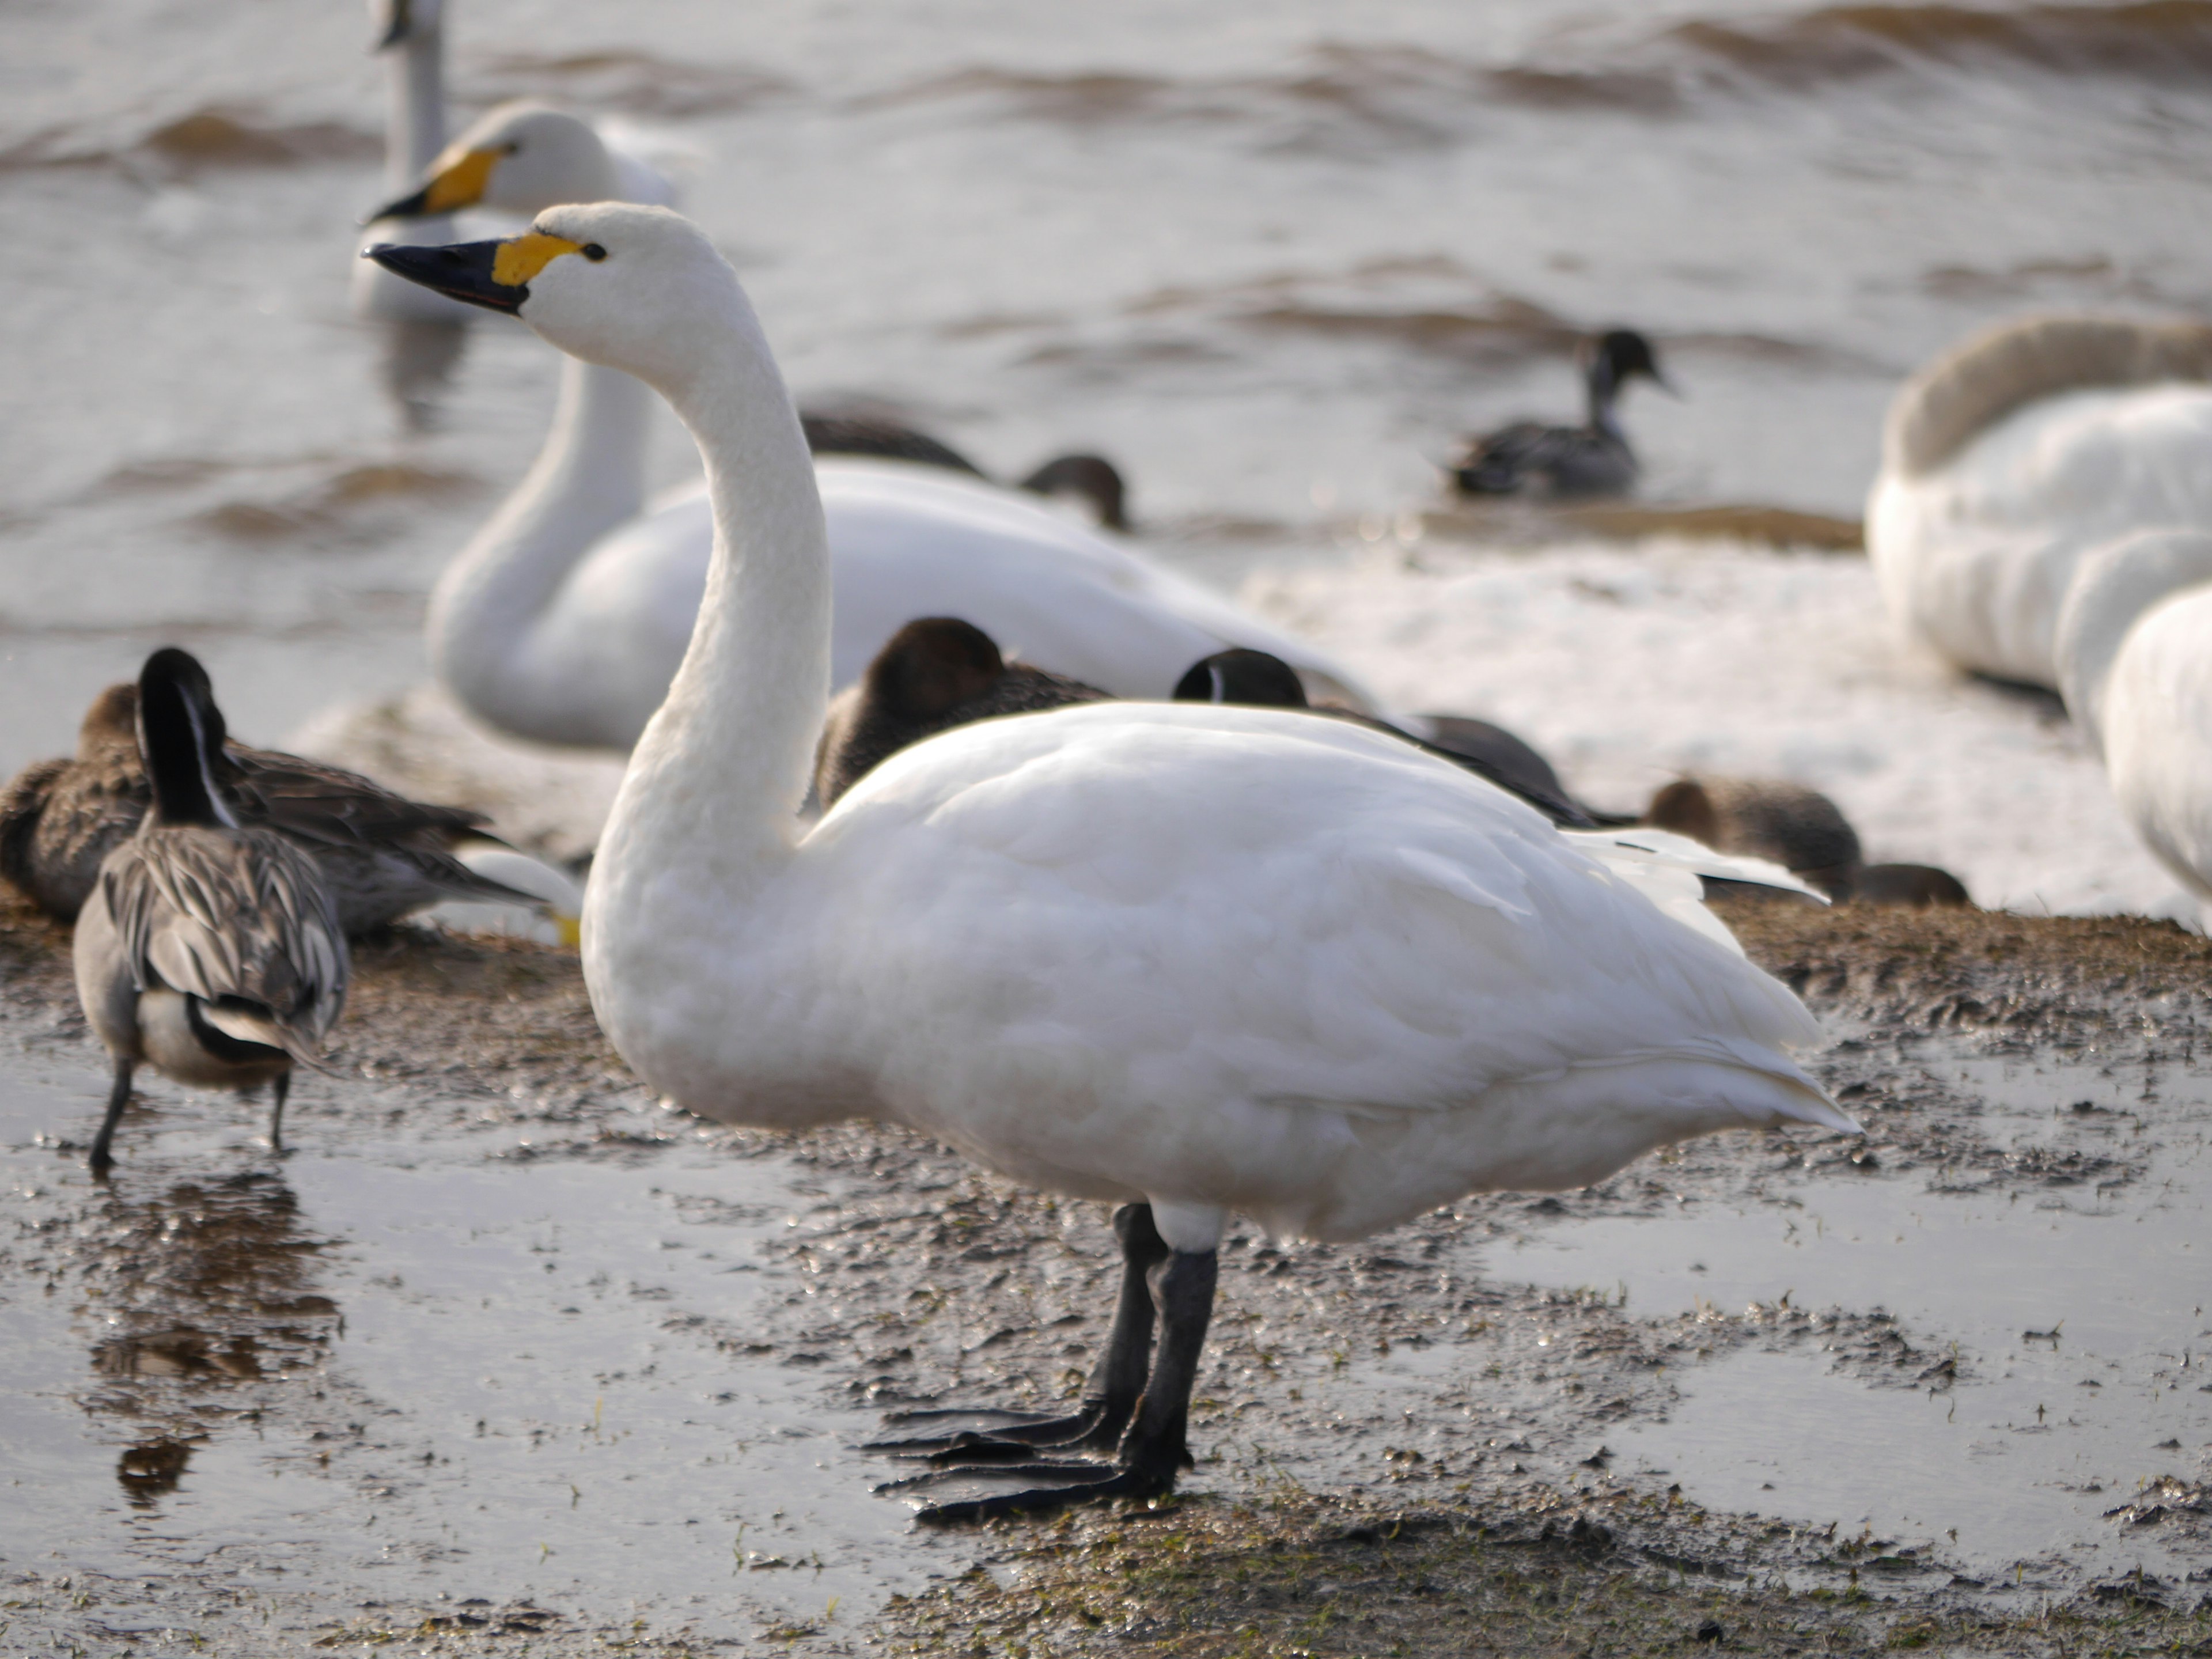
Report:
363,232,582,315
363,145,505,225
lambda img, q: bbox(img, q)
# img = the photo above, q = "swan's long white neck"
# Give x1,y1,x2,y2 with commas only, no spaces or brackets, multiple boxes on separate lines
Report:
580,278,828,1082
2054,529,2212,755
385,21,447,189
427,358,653,741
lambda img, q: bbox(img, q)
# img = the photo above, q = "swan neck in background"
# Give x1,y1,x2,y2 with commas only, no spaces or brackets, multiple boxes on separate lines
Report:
388,18,446,186
2054,530,2212,757
427,357,654,741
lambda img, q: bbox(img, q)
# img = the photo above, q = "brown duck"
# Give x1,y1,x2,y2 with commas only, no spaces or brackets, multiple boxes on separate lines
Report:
3,680,537,934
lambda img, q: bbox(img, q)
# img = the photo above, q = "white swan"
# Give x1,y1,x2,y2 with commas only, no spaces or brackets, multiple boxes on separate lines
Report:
1866,313,2212,688
351,0,472,325
371,204,1852,1520
390,109,1377,751
2055,527,2212,901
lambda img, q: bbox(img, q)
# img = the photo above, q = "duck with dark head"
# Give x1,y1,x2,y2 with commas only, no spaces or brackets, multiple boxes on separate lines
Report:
71,649,349,1173
1452,327,1674,499
816,626,1593,829
813,618,1111,808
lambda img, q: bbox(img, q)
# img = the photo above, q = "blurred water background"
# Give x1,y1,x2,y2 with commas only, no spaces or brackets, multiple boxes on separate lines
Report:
2,0,2207,907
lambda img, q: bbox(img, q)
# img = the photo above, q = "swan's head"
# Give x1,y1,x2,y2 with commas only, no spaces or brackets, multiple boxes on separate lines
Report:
366,103,619,224
368,203,740,395
370,0,442,51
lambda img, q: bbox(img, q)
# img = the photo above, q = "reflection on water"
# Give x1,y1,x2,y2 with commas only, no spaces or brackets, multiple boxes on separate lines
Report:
116,1437,194,1506
1480,1043,2212,1580
63,1168,341,1505
376,319,471,434
0,1046,964,1646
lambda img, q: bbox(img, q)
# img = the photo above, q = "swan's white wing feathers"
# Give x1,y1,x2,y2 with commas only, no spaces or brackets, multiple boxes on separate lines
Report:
808,704,1838,1180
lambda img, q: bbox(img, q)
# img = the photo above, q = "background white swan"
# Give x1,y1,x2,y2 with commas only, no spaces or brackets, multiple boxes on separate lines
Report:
350,0,472,325
1866,313,2212,687
397,109,1380,751
371,204,1850,1520
2055,527,2212,903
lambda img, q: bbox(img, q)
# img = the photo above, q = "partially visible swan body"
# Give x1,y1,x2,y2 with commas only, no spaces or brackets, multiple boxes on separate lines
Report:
2054,527,2212,900
372,203,1850,1522
1868,315,2212,687
467,456,1377,749
74,651,349,1173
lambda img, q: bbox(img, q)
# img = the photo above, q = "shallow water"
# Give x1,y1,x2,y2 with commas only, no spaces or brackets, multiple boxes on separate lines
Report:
0,1043,975,1644
1484,1047,2211,1582
2,0,2209,912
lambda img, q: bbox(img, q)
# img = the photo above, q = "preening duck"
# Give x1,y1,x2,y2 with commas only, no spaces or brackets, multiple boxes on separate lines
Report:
813,618,1109,809
73,651,349,1173
1643,776,1862,901
0,681,549,934
378,113,1365,752
1451,329,1673,499
1640,776,1972,908
374,203,1852,1521
1867,314,2212,688
2054,527,2212,902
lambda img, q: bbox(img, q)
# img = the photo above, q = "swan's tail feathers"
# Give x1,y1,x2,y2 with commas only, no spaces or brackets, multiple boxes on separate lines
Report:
1565,825,1828,903
1694,1037,1858,1138
1770,1075,1861,1138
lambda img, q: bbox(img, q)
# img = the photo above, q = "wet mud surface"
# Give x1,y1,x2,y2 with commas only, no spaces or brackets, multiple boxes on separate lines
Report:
2,892,2209,1654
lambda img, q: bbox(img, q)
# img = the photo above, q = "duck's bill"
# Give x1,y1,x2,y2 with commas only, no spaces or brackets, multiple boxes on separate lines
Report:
362,147,498,226
365,238,525,315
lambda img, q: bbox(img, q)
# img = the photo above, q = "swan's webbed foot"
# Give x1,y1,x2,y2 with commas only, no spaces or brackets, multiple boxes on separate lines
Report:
883,1235,1218,1525
865,1406,1116,1460
905,1457,1179,1525
863,1203,1168,1463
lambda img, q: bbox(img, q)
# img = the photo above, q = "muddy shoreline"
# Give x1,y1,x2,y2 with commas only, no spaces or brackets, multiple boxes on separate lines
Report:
3,893,2209,1654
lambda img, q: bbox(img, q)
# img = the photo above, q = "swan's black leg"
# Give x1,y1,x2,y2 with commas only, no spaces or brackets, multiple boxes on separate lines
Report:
868,1203,1169,1459
895,1245,1219,1524
266,1071,290,1154
89,1058,135,1176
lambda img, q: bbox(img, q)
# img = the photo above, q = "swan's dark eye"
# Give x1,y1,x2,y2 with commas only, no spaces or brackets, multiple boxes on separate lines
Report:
581,243,607,262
